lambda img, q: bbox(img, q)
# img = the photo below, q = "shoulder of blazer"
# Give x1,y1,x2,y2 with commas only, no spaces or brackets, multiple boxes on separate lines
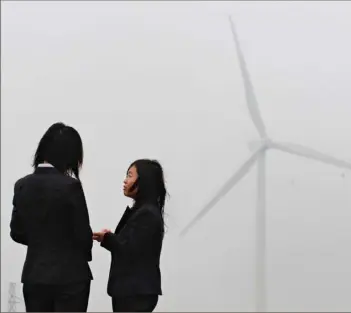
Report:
15,172,80,195
13,174,32,191
66,176,82,187
118,205,163,238
54,172,80,185
129,203,162,223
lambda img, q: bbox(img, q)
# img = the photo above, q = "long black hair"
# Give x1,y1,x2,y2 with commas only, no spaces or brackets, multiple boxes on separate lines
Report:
128,159,168,228
33,122,84,180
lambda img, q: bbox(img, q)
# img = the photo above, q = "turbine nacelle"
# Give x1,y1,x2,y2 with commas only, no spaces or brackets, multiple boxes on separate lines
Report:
248,138,272,152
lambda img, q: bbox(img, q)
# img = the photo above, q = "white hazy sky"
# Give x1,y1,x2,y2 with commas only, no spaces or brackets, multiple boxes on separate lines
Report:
2,1,351,312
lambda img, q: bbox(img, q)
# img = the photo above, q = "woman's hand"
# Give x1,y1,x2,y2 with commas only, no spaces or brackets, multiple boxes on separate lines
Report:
93,229,111,242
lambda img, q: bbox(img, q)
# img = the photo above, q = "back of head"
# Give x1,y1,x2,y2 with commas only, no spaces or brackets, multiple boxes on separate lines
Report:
33,122,83,179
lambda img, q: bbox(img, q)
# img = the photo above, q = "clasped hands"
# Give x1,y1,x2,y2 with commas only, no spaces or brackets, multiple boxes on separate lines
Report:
92,228,112,242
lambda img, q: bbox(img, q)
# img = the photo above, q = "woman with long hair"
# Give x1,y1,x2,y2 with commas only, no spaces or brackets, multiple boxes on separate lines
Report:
10,122,93,312
93,159,168,312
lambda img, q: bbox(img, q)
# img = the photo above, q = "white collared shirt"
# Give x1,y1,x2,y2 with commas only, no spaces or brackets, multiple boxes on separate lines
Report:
38,163,54,168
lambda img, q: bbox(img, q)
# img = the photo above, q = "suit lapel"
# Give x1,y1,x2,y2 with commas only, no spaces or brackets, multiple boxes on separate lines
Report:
114,206,134,235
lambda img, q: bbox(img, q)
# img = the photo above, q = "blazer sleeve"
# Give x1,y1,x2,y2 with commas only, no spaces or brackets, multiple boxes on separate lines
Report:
69,180,93,262
100,208,160,256
10,181,28,245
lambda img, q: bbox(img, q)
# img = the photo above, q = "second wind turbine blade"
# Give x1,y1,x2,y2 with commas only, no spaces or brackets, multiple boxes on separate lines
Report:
180,148,263,237
271,141,351,170
228,16,267,139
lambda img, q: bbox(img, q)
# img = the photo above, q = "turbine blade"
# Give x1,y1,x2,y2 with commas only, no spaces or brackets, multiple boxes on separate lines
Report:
271,141,351,170
228,15,267,138
180,148,263,237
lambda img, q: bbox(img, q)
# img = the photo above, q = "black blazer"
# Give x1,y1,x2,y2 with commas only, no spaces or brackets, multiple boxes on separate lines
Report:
101,203,164,297
10,167,93,285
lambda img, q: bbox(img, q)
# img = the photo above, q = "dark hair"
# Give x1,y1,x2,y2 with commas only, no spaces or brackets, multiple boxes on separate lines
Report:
128,159,168,228
32,122,84,180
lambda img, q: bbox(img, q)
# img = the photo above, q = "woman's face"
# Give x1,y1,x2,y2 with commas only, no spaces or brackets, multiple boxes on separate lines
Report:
123,165,138,198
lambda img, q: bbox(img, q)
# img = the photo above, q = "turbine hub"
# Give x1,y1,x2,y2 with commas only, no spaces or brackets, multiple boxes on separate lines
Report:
247,138,271,152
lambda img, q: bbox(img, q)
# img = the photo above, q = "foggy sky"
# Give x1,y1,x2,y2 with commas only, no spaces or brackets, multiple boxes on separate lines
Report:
2,1,351,311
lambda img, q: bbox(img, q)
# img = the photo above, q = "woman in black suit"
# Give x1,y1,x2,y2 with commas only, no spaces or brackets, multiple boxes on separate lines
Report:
10,122,93,312
93,159,167,312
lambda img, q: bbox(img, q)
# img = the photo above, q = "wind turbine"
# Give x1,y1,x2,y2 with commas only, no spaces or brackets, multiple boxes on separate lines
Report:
180,16,351,312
